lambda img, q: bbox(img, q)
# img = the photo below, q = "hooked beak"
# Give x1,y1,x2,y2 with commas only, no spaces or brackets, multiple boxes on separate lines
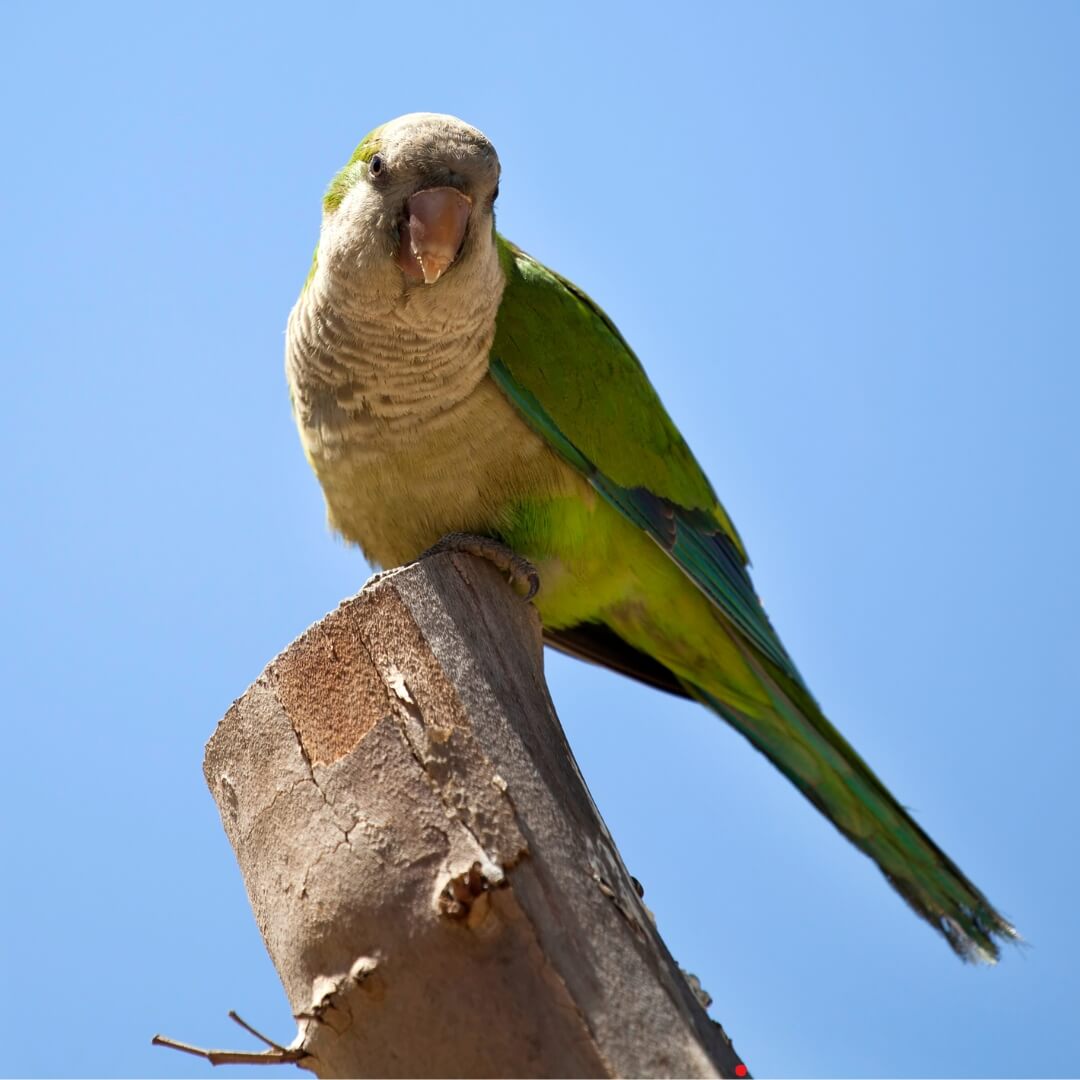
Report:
396,186,473,285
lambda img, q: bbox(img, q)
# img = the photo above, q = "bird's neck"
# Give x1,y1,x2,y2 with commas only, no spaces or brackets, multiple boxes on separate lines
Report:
287,242,506,432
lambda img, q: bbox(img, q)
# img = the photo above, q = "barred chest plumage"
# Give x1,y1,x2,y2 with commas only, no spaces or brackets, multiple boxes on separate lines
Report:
284,260,576,569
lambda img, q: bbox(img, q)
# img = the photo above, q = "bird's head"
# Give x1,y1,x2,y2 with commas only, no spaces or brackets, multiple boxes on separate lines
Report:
316,113,500,294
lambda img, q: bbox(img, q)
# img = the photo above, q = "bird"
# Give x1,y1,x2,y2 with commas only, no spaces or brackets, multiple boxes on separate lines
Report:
285,112,1015,961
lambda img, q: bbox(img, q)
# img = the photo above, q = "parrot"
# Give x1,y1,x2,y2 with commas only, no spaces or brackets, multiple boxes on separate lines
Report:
286,112,1015,962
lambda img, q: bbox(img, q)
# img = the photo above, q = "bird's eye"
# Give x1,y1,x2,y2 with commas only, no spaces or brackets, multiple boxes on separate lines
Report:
369,154,384,177
490,183,500,205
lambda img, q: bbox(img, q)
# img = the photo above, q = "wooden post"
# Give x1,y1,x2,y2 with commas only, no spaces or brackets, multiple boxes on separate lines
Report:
197,553,746,1078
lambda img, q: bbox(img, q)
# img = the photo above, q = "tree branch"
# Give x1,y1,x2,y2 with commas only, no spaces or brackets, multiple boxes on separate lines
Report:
185,552,748,1078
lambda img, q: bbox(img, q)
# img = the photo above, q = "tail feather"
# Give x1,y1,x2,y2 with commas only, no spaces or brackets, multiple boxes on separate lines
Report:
686,633,1017,962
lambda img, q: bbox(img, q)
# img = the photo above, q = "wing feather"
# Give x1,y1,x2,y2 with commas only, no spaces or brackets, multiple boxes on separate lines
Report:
491,237,801,682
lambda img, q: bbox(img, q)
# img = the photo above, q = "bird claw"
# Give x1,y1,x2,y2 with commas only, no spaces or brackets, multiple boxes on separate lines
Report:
420,532,540,601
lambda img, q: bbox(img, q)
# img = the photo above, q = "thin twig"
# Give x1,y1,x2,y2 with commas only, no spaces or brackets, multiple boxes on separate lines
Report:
151,1016,308,1068
228,1010,291,1053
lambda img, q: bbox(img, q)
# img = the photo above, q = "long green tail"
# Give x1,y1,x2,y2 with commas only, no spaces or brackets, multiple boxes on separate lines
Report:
686,632,1016,962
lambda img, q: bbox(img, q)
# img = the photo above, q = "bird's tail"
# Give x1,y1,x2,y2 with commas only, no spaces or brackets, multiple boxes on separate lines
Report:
685,635,1017,962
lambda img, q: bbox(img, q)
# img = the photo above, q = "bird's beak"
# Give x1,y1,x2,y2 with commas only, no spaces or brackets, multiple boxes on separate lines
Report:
396,186,473,285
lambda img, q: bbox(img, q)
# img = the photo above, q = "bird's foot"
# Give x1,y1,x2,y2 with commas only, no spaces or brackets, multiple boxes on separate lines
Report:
420,532,540,602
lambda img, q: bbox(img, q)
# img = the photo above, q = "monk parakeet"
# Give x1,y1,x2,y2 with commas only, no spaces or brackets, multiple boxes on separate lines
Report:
286,112,1014,961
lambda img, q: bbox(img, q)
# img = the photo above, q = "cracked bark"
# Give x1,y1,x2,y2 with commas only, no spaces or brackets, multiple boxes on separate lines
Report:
204,553,746,1079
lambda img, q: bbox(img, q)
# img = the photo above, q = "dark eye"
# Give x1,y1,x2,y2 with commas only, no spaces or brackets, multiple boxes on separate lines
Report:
490,183,500,205
369,154,384,177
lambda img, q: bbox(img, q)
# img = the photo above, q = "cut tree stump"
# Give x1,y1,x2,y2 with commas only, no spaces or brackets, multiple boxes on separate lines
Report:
200,552,747,1078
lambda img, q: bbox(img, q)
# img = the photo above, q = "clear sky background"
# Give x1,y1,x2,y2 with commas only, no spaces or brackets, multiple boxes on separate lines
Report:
2,2,1077,1077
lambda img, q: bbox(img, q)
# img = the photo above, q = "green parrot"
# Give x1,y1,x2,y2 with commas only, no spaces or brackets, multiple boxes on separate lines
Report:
286,112,1015,961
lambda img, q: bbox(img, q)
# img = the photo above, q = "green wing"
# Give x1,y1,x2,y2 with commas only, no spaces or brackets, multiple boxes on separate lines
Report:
490,235,800,682
489,236,1016,963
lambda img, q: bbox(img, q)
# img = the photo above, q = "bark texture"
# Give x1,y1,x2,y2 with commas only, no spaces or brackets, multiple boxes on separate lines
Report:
205,553,746,1078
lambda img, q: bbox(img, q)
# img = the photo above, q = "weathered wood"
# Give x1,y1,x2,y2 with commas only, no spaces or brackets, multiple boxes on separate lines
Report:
203,553,746,1078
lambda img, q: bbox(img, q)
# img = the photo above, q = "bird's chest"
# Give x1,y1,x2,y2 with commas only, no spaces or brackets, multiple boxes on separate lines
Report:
297,369,562,569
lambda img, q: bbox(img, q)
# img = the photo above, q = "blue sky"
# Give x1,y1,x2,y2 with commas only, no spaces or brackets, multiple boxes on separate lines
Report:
2,2,1077,1076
